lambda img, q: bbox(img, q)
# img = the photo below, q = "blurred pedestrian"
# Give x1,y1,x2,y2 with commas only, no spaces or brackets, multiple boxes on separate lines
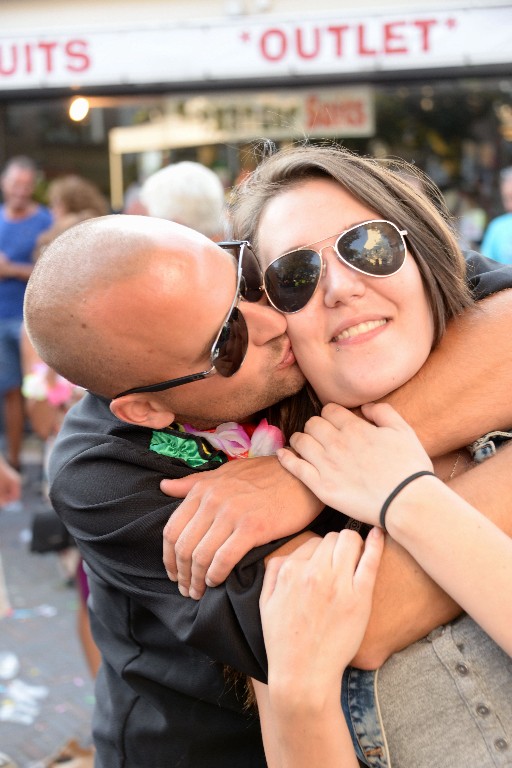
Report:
20,174,106,768
34,174,109,259
455,189,487,252
480,166,512,264
122,181,147,215
21,174,104,681
0,156,52,472
139,160,227,240
24,173,108,485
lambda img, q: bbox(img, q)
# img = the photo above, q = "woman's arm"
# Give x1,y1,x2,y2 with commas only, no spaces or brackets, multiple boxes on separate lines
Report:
253,674,358,768
384,474,512,656
255,530,384,768
278,402,512,658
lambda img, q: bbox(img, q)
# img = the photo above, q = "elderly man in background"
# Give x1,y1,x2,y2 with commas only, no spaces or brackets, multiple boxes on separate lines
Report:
139,160,226,240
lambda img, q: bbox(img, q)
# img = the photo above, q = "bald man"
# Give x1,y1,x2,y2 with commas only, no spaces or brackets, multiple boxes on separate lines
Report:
25,215,306,768
25,215,512,768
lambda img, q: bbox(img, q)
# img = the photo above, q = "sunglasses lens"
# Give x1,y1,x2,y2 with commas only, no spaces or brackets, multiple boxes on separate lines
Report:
219,243,262,303
337,221,405,276
213,306,248,377
264,249,322,313
241,244,264,303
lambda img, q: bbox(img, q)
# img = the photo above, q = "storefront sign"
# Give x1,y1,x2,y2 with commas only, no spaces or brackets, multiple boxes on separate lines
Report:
0,6,510,90
110,87,374,153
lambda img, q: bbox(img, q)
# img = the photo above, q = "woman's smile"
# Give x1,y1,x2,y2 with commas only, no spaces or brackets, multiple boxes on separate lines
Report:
331,317,388,345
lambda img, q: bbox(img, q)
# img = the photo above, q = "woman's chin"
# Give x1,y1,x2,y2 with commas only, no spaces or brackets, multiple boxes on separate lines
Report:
319,384,397,409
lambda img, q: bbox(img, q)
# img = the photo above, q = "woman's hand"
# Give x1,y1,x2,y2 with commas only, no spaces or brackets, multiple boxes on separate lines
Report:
260,528,384,707
277,402,433,527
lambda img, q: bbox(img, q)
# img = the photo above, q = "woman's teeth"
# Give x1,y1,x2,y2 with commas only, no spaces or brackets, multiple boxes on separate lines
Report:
333,318,387,341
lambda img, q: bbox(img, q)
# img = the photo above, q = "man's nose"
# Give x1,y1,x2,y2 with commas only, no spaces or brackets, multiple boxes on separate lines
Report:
241,300,287,344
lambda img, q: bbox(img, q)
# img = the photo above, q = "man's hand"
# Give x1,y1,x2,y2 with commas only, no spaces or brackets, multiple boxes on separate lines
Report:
385,289,512,455
161,455,323,600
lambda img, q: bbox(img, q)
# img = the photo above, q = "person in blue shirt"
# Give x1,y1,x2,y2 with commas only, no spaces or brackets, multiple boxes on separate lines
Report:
0,156,52,472
480,166,512,265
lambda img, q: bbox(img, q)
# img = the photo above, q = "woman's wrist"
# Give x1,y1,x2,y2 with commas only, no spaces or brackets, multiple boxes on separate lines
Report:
382,474,443,544
379,471,436,531
268,676,343,719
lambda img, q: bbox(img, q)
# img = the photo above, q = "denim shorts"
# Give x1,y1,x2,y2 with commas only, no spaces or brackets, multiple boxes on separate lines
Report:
342,666,389,768
0,318,23,393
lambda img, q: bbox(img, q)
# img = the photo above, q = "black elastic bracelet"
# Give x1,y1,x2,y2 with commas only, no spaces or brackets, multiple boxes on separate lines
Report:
379,471,436,531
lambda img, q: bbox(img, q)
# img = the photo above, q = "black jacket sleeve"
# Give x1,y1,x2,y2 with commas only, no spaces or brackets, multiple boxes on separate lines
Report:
465,251,512,299
49,395,301,681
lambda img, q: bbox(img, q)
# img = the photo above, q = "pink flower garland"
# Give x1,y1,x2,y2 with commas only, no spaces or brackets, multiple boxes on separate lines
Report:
183,419,285,459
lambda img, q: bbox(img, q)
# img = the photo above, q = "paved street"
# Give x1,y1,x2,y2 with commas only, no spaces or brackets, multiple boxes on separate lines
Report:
0,435,95,768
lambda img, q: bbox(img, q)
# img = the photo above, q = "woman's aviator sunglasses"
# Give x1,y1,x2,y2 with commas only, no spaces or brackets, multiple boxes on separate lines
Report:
263,219,408,314
112,242,263,398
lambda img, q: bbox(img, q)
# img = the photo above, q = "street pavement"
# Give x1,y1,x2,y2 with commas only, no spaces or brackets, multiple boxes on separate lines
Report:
0,434,95,768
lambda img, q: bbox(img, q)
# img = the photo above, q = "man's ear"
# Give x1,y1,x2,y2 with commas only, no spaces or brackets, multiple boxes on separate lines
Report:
110,394,175,429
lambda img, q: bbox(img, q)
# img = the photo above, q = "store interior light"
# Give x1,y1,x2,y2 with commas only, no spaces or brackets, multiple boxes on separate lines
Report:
69,97,90,121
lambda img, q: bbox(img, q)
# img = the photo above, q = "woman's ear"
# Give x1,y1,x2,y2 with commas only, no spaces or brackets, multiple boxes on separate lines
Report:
110,394,175,429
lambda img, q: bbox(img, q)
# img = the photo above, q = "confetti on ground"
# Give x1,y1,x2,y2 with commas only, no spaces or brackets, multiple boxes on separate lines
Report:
0,678,48,724
5,604,57,620
0,651,19,679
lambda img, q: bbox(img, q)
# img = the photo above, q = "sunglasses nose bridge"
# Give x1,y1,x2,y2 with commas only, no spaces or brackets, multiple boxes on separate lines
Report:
316,244,335,281
318,241,350,280
319,242,370,302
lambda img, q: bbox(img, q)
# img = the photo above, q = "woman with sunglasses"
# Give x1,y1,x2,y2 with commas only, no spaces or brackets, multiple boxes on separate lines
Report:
226,144,512,768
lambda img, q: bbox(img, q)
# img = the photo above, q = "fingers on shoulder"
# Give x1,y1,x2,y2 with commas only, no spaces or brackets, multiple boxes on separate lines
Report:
320,402,353,427
362,401,406,430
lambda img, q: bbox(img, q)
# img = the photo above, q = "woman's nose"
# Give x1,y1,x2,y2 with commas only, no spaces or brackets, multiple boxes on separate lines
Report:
321,247,366,307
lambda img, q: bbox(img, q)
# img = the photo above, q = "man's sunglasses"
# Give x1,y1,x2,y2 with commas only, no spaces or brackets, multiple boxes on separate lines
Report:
263,219,408,314
112,242,263,399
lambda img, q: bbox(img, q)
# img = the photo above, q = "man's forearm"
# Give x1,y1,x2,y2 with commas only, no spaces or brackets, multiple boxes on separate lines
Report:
386,291,512,456
352,442,512,668
351,538,460,669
